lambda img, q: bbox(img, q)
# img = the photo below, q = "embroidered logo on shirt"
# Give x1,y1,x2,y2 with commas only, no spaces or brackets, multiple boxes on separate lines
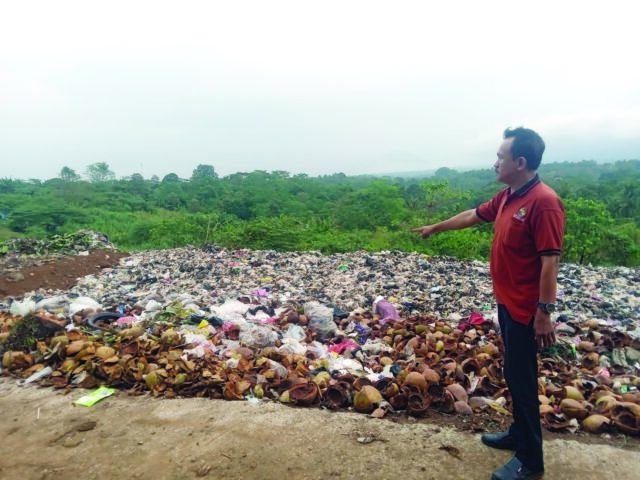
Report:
513,207,527,221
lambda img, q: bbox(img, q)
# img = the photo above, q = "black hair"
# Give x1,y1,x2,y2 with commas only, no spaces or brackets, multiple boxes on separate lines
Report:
503,127,545,171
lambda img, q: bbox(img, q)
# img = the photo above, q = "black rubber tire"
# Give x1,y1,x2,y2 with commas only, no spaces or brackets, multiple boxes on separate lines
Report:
87,312,123,330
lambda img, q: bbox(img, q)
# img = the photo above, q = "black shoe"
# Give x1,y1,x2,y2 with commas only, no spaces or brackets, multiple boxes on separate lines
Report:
491,457,544,480
481,431,517,450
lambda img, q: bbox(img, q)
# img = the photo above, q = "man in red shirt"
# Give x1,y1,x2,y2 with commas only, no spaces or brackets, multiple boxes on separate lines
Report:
413,127,565,480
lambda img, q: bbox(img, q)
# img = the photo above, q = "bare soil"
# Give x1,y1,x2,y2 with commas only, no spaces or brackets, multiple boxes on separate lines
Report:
1,381,638,480
0,250,129,299
0,252,639,479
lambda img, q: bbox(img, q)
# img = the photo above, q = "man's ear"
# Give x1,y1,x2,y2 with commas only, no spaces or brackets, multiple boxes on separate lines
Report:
516,156,528,170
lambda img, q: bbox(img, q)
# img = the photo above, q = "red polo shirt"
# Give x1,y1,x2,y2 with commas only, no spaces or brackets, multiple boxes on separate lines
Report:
476,175,565,324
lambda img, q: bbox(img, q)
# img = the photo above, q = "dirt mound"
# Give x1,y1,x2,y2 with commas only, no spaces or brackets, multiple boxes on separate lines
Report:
0,250,130,299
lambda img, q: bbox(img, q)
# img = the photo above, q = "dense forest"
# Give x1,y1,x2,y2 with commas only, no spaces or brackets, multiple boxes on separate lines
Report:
1,160,638,266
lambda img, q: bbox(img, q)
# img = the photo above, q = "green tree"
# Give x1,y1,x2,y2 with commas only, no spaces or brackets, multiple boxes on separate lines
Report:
191,164,218,180
85,162,115,182
162,173,180,183
563,198,614,265
59,166,81,182
334,180,406,230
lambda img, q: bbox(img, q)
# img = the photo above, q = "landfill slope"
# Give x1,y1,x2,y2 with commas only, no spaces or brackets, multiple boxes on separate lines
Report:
0,246,639,480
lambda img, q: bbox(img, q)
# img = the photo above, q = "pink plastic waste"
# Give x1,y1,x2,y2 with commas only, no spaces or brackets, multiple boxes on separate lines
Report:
459,312,486,331
328,339,360,354
375,300,400,325
116,316,137,327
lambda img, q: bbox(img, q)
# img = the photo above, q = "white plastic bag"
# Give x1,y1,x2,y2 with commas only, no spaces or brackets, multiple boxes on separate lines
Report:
304,301,337,339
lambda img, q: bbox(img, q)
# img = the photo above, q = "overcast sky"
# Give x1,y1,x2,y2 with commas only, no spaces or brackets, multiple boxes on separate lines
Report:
1,1,639,181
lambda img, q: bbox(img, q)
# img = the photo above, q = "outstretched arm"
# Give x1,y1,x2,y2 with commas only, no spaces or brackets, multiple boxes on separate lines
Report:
412,209,484,239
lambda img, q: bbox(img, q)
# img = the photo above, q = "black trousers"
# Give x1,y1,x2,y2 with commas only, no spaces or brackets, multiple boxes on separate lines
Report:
498,304,544,471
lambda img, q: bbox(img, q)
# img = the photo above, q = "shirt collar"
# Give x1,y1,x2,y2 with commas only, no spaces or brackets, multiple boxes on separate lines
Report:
509,174,540,198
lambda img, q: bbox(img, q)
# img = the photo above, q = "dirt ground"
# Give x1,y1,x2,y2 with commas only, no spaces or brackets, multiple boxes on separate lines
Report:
0,380,638,480
1,252,639,479
0,250,130,299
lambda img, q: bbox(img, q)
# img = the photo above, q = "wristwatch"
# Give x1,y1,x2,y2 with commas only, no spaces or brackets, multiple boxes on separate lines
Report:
537,302,556,314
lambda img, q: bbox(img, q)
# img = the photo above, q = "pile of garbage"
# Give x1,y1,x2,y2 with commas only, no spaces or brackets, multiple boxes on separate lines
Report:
0,245,639,436
0,230,114,258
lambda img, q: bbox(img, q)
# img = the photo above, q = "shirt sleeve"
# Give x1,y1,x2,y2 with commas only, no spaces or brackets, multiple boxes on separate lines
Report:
476,189,507,223
531,197,565,256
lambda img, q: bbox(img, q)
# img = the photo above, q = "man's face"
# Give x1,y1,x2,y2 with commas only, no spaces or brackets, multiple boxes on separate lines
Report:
494,137,519,185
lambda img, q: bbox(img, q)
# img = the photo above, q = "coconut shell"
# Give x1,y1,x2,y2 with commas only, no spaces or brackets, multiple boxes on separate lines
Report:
422,368,440,384
405,372,427,392
96,346,116,360
562,385,585,401
581,415,610,434
560,398,589,420
595,395,617,415
50,335,69,349
539,404,555,416
407,394,430,416
578,341,596,353
354,385,382,413
582,352,600,370
386,383,400,398
613,402,640,418
66,340,91,356
613,412,640,436
3,351,33,370
289,382,320,406
446,384,468,403
323,385,349,409
146,371,162,390
455,400,473,415
621,392,640,404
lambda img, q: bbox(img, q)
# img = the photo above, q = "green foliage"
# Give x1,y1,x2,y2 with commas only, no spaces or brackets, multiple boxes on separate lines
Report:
0,160,638,266
191,164,218,180
59,166,81,182
8,201,89,234
562,198,638,265
333,181,406,230
85,162,115,182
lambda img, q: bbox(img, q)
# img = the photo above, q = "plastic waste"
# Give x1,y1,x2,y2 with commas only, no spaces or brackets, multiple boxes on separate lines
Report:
459,312,486,331
211,300,250,325
333,308,349,319
239,324,278,348
304,301,337,339
17,366,53,386
9,299,36,316
145,299,163,312
328,339,360,354
328,357,369,376
225,358,240,369
182,332,210,346
374,297,400,324
75,387,116,407
279,338,307,355
34,296,68,312
267,360,288,378
283,324,306,342
361,339,393,355
306,341,329,359
69,297,101,316
116,316,138,327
